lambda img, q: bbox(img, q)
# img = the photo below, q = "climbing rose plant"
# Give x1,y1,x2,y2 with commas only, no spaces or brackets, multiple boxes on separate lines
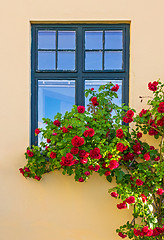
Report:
20,80,164,240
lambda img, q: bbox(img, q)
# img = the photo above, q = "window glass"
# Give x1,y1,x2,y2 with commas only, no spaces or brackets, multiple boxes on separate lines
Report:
38,80,75,125
85,80,122,107
38,51,56,70
38,31,56,49
85,31,103,50
85,52,102,70
57,52,75,70
104,51,122,70
105,31,123,49
58,31,76,50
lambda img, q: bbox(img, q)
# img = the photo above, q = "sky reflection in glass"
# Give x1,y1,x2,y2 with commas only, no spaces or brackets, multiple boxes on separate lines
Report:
85,52,102,70
38,51,56,70
104,51,122,70
38,31,56,49
105,31,123,49
58,31,76,50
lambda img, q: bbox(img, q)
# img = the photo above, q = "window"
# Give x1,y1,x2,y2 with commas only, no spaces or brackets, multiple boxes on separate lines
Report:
31,24,130,145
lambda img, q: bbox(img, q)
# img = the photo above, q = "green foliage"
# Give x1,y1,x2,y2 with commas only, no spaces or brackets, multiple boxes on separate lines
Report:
20,80,164,240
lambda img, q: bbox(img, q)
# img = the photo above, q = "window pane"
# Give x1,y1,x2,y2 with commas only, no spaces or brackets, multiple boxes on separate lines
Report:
38,31,56,49
58,31,76,50
38,80,75,144
38,51,56,70
38,80,75,123
104,51,122,70
57,51,75,70
85,31,103,50
105,31,123,49
85,51,102,70
85,80,122,108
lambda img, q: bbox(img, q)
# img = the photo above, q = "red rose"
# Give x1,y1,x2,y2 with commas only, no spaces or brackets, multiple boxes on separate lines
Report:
148,81,158,92
116,129,124,139
153,228,160,236
19,168,24,176
111,192,118,198
84,171,90,176
83,130,89,137
156,188,164,195
116,143,128,152
90,148,102,159
50,152,56,159
94,165,100,171
108,160,119,170
111,84,119,92
78,177,84,182
126,196,135,204
123,152,134,161
24,167,30,172
133,142,141,154
144,152,150,161
148,81,158,91
60,156,75,167
105,170,111,176
158,102,164,113
71,136,85,147
136,179,144,186
142,226,149,234
108,153,113,159
134,229,141,236
117,202,127,209
71,147,79,155
61,126,68,133
79,150,86,157
126,110,134,118
102,162,109,169
53,119,61,127
77,106,85,113
150,146,155,150
137,132,142,138
157,117,164,126
47,139,51,143
118,232,127,238
66,153,73,160
154,156,160,161
88,128,95,137
148,128,158,136
52,132,58,136
91,88,94,91
139,109,147,117
35,128,40,135
123,116,132,123
140,194,147,203
88,165,94,170
91,97,99,106
80,158,88,164
34,175,41,181
146,229,153,237
85,152,89,158
27,150,34,157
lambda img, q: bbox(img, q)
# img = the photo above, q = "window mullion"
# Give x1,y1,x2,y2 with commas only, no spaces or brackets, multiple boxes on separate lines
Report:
76,26,85,106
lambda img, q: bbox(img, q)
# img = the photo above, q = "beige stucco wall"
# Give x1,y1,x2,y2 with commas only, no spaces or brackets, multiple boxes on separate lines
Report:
0,1,164,240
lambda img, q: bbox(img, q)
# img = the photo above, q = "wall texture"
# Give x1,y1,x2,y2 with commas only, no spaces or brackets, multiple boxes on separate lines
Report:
0,1,164,239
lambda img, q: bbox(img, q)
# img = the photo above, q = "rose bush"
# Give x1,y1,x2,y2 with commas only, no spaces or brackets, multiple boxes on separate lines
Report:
20,80,164,240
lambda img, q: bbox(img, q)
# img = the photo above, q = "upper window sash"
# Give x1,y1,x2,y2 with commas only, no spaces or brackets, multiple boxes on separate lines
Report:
32,24,129,73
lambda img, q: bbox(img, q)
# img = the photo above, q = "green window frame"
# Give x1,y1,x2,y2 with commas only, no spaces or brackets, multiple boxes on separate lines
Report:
31,23,130,145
